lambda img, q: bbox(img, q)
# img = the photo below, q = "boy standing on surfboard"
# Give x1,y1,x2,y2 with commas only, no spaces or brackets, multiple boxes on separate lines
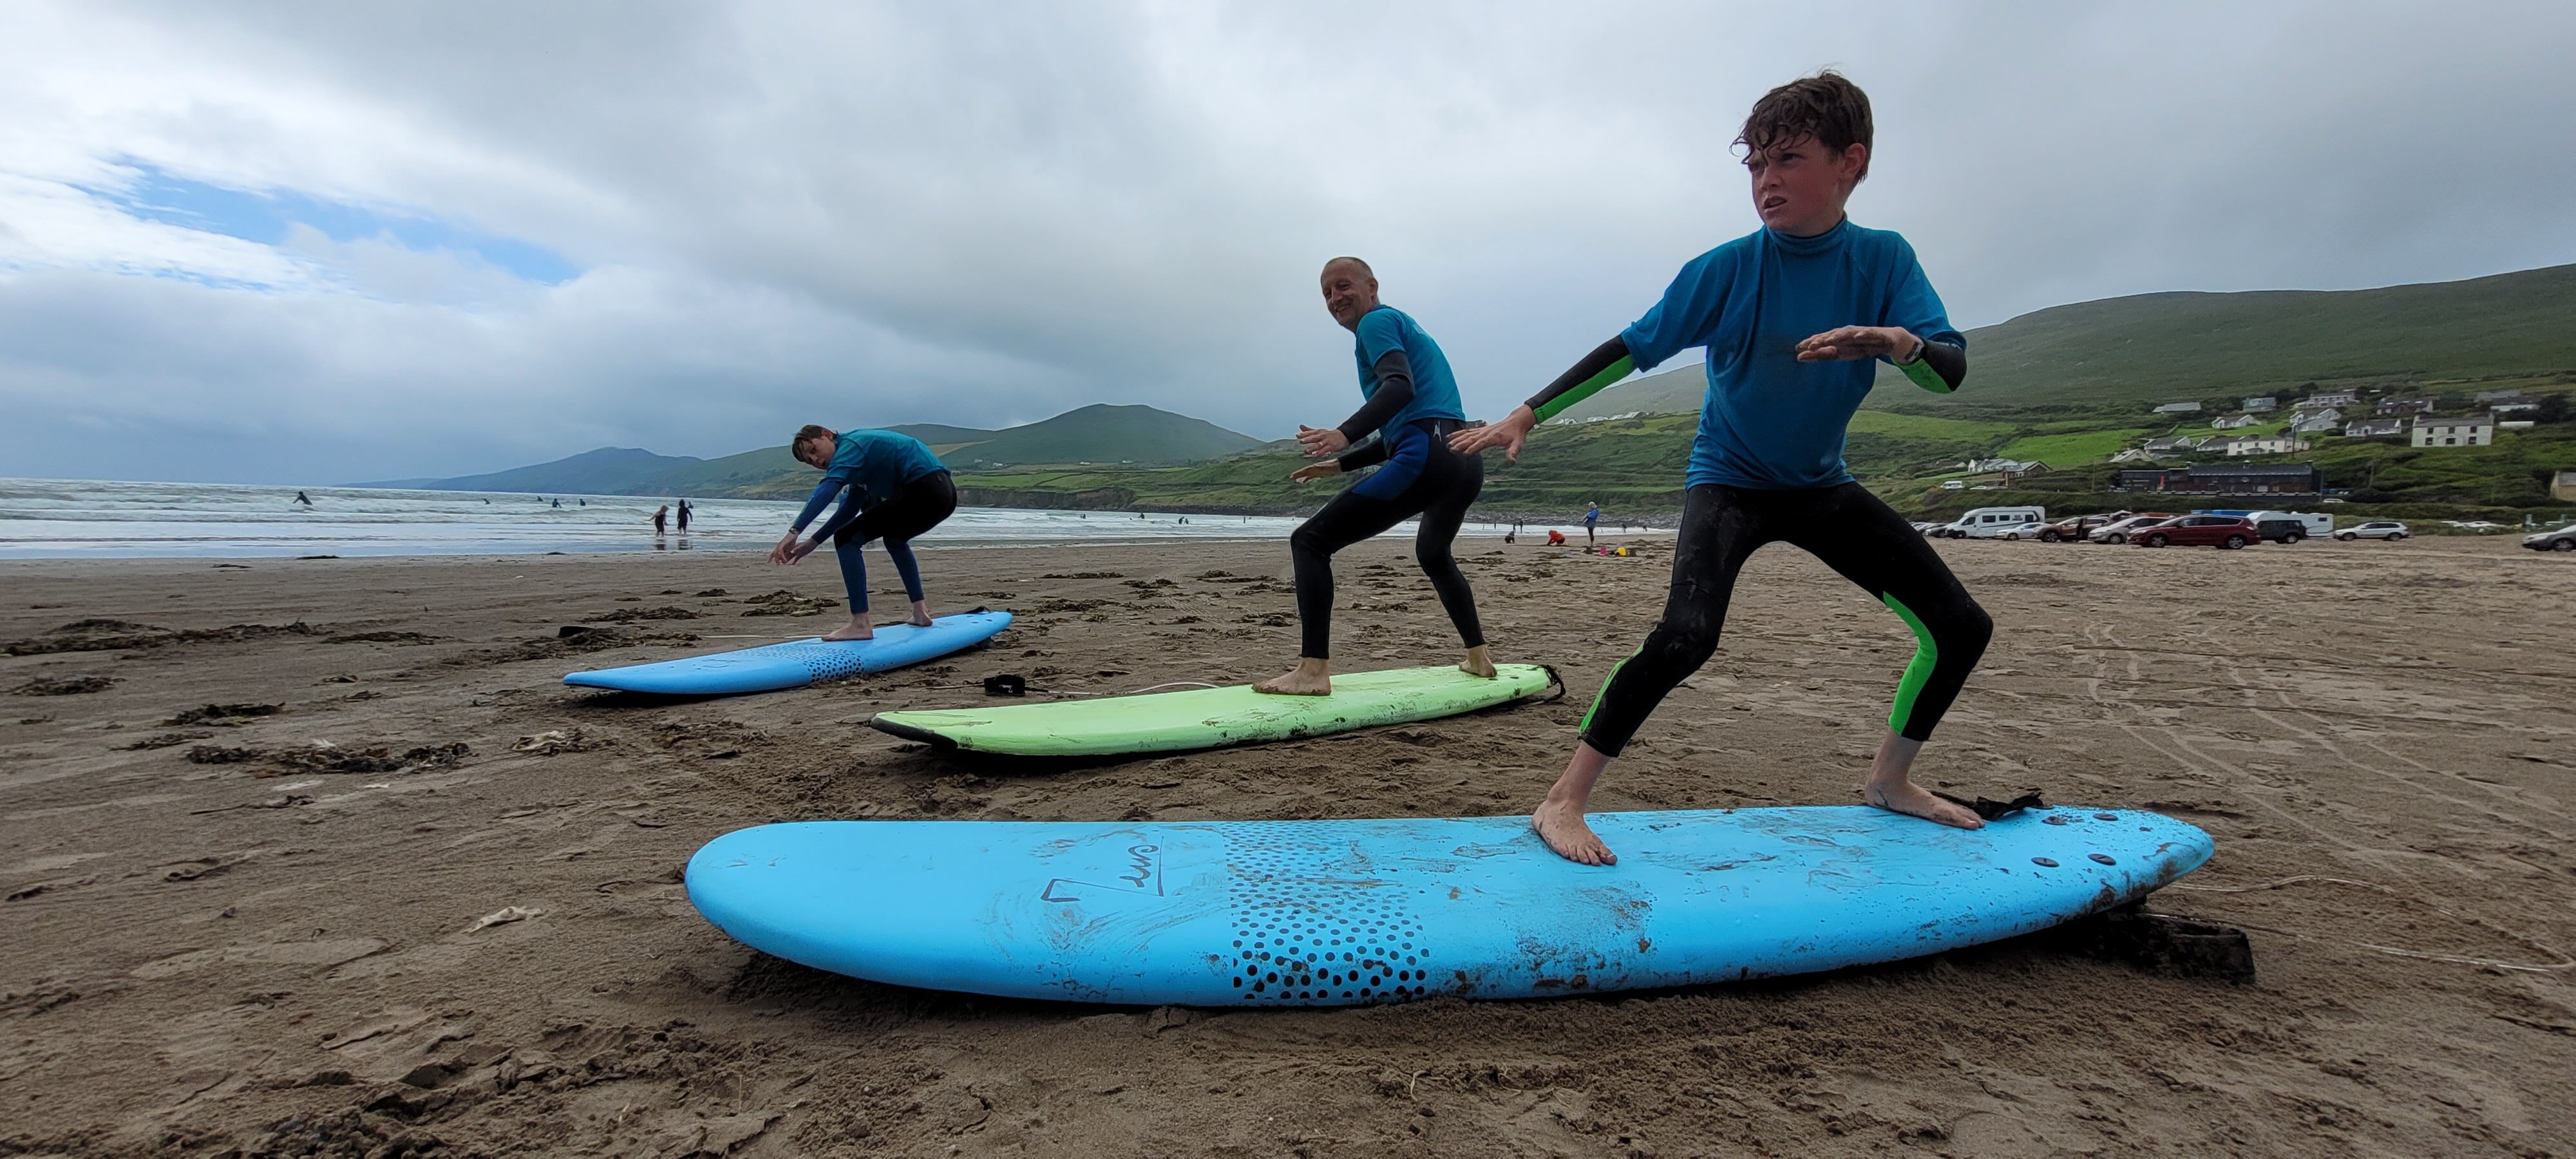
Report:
1255,258,1497,696
1451,71,1992,865
772,426,956,642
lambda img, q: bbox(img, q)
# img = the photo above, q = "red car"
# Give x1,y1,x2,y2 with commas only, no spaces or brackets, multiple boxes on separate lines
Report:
2130,515,2258,549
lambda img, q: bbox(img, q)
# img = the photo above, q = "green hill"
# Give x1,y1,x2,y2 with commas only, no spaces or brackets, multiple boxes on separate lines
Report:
388,404,1265,498
1881,261,2576,408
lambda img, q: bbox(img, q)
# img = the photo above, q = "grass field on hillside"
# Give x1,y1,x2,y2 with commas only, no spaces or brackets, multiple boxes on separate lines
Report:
1999,428,2146,466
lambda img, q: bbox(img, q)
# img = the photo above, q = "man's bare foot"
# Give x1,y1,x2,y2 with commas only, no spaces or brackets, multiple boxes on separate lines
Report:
1251,657,1331,696
819,616,876,642
1531,797,1616,865
1864,780,1984,829
906,608,934,628
1459,645,1497,679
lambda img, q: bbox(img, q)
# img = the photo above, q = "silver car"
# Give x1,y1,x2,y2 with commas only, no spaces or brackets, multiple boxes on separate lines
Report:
2524,526,2576,552
2335,520,2410,542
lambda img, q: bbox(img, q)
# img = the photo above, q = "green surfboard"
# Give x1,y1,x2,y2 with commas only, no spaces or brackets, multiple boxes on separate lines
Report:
869,664,1560,757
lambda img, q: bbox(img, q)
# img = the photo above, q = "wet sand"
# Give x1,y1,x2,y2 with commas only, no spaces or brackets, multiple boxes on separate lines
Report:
3,534,2572,1156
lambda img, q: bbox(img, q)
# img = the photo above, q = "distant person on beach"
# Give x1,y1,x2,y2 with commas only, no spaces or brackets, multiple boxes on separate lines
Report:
1584,502,1600,543
1257,256,1495,696
552,498,562,509
677,499,692,532
772,425,956,642
1452,71,1989,865
294,491,312,506
651,505,668,537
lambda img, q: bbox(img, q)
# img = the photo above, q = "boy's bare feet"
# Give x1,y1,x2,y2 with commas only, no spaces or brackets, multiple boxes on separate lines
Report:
1531,742,1616,865
1863,780,1984,829
1253,657,1332,695
1861,728,1983,828
905,599,934,628
819,615,876,642
1460,645,1497,679
1531,796,1615,865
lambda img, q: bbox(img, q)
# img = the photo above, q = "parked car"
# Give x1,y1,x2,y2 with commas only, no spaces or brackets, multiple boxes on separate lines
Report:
2524,525,2576,552
1911,521,1947,534
2087,513,2175,545
2130,515,2259,549
1982,520,2054,542
2245,511,2333,543
1935,505,2047,538
2336,520,2410,542
2034,513,2127,543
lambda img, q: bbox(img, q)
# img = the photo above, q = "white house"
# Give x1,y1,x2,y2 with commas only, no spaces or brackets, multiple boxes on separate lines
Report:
2307,390,2361,407
2242,397,2277,411
2152,401,2203,414
2221,436,2307,456
2210,414,2260,429
2377,397,2434,415
2287,406,2342,426
2412,415,2496,447
2344,418,2406,438
2108,448,2161,464
2291,415,2342,435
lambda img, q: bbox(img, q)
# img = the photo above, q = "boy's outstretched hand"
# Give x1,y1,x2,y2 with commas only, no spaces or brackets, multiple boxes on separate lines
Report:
1295,425,1349,457
1289,460,1341,482
1448,406,1537,460
1795,326,1922,363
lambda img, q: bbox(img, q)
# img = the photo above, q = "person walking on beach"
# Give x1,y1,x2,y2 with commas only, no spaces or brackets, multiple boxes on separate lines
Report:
651,505,669,537
1452,71,1990,865
677,499,692,532
1256,256,1495,696
772,425,956,642
1584,502,1601,544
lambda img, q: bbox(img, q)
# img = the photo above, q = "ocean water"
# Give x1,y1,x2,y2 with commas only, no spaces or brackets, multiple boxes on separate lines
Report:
0,477,1374,559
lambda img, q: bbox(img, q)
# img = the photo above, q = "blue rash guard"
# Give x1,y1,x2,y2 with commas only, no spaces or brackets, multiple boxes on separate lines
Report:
1619,220,1962,489
793,428,949,540
1345,306,1464,500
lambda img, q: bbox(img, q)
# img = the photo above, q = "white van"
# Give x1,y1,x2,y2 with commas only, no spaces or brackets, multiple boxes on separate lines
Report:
1937,506,2047,538
2245,511,2333,543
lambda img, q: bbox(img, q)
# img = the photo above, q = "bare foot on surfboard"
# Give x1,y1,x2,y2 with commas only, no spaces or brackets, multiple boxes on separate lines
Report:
1252,660,1331,696
1531,797,1616,865
1863,779,1984,829
819,616,876,643
1460,645,1497,679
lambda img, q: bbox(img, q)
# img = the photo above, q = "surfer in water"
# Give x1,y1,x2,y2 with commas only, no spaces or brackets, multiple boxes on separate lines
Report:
1256,257,1495,696
772,425,956,642
1452,71,1991,864
293,491,312,507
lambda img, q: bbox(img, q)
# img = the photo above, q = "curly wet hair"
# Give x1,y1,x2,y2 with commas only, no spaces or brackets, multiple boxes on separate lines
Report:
1737,70,1874,180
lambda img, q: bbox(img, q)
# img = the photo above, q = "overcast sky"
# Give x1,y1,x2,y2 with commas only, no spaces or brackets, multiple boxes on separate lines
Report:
5,1,2573,484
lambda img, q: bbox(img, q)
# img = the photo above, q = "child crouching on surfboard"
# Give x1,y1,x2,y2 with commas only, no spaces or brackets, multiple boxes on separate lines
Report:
1451,71,1993,865
772,425,956,642
1254,257,1497,696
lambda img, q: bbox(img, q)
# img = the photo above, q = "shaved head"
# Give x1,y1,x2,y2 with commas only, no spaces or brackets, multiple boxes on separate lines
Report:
1321,255,1374,279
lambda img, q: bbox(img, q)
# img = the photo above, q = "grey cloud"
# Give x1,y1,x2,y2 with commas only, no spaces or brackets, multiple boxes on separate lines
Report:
3,1,2573,484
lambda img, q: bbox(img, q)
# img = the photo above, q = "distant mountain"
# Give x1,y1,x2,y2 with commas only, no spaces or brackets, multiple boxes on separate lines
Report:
372,404,1266,498
1542,262,2576,419
406,446,705,495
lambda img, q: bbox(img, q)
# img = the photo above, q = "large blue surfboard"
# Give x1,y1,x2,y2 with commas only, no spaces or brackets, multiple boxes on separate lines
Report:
686,805,2212,1006
563,610,1010,695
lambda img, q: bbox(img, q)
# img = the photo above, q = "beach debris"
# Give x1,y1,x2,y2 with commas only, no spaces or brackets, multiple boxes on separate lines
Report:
9,674,118,696
585,605,701,623
511,728,607,756
694,587,730,597
326,630,437,645
185,741,471,775
469,905,541,932
737,590,840,617
166,702,283,726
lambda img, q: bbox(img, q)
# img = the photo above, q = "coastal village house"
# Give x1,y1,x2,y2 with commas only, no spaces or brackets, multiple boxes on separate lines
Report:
2289,411,2344,435
2115,463,2323,495
2307,390,2361,407
2554,470,2576,502
2377,397,2434,415
2412,416,2495,447
2152,401,2203,414
2141,435,2209,453
2211,414,2260,429
2221,435,2307,456
2242,397,2277,411
2344,418,2407,438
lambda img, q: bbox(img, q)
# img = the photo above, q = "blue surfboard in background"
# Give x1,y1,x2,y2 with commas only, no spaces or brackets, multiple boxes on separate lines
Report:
563,609,1010,695
685,804,2214,1006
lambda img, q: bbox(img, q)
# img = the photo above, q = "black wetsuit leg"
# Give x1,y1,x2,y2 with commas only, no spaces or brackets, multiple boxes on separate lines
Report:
831,471,958,612
1289,423,1486,659
1577,483,1989,757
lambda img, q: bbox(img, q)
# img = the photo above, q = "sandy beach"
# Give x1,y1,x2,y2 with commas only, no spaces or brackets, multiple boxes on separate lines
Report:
4,533,2572,1156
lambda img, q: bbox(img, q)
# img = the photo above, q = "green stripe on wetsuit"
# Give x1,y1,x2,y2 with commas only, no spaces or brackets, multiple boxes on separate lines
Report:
1898,356,1953,395
1578,650,1637,738
1880,592,1938,735
1531,353,1636,424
